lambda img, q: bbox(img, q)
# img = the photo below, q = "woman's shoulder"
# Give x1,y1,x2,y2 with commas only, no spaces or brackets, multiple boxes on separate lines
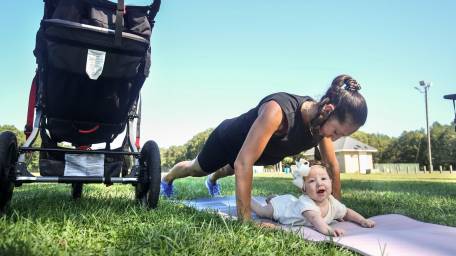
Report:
261,92,312,101
259,92,315,110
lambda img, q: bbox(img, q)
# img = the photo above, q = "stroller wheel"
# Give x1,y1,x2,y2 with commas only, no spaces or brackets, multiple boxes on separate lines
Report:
71,183,83,199
136,140,161,209
0,131,18,213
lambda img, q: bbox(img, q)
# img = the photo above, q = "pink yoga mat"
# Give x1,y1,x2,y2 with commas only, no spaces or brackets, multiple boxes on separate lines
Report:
182,196,456,256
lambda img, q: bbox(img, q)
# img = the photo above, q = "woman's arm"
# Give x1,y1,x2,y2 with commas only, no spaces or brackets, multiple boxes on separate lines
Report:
319,137,341,199
343,208,375,228
235,101,283,221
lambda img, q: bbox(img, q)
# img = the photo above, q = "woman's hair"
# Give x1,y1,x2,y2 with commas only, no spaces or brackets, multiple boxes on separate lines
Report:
320,74,367,126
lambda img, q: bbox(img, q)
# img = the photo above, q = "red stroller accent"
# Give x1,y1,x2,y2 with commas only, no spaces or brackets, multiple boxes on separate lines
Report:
0,0,162,212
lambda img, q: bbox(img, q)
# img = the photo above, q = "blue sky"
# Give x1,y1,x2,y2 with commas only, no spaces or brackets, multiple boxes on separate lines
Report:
1,1,455,147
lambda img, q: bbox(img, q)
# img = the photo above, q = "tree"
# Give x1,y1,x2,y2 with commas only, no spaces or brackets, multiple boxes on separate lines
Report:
430,122,456,169
160,145,185,168
383,130,425,164
160,128,214,168
183,128,213,160
351,131,395,163
282,156,294,167
156,123,456,169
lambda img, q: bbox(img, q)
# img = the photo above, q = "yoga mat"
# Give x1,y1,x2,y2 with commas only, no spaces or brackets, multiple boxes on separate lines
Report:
182,196,456,256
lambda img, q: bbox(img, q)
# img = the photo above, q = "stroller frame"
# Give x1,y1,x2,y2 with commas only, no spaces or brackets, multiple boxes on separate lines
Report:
0,0,162,212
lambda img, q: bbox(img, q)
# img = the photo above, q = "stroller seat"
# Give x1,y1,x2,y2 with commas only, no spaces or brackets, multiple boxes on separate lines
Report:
35,0,157,146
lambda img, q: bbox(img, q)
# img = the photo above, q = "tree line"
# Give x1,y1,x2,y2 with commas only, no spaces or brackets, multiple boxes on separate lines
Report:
351,122,455,169
1,122,455,171
160,122,456,170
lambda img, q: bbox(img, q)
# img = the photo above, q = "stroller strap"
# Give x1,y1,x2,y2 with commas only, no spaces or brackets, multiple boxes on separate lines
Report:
149,0,161,22
114,0,161,46
114,0,125,46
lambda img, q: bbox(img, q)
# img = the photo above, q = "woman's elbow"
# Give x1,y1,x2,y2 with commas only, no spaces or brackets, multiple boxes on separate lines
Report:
234,159,252,174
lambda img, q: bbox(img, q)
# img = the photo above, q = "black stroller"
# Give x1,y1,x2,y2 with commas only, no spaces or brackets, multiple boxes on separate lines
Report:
0,0,162,212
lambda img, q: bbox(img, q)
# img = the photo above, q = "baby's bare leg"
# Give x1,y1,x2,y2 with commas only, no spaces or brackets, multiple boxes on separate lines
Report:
251,198,273,218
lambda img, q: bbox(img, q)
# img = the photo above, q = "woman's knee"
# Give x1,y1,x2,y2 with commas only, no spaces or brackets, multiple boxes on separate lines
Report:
186,159,207,176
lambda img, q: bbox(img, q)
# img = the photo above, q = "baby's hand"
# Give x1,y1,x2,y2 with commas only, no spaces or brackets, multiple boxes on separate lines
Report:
330,227,345,237
360,219,375,228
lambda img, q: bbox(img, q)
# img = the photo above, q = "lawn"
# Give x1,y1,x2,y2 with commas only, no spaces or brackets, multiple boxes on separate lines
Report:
1,173,455,255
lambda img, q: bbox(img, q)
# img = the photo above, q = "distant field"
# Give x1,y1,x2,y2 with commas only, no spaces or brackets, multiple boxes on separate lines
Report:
342,172,456,182
0,172,455,255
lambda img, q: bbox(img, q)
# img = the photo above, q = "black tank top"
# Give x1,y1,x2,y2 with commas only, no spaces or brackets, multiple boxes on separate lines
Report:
215,92,320,165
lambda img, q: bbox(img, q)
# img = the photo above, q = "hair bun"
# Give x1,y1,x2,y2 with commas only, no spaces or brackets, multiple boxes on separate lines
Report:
344,79,361,92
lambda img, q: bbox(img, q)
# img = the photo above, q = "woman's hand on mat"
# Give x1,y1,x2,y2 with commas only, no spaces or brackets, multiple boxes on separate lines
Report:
257,222,278,229
360,219,375,228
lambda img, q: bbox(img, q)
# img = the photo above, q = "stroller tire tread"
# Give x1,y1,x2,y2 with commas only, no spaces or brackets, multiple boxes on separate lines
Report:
136,140,161,209
0,131,18,213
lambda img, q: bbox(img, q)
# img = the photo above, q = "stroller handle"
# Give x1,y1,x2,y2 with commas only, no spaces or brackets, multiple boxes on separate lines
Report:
444,94,456,132
443,94,456,100
114,0,161,45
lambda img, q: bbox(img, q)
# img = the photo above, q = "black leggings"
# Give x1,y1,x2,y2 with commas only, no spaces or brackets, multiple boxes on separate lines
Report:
197,130,236,174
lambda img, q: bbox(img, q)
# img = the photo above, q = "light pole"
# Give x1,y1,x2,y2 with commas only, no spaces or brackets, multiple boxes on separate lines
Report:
414,81,433,172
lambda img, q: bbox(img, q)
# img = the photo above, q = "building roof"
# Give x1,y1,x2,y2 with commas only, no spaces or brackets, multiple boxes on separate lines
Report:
303,136,378,155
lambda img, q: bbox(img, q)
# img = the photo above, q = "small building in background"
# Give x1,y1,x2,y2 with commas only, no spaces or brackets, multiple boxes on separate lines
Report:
303,137,378,173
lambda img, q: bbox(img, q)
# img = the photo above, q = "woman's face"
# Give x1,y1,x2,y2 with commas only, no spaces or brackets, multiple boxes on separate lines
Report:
319,116,359,141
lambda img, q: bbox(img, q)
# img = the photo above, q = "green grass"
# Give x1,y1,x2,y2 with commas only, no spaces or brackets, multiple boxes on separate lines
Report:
1,173,455,255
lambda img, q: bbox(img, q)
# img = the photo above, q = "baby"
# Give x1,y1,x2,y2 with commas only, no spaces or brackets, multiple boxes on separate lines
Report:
251,160,375,236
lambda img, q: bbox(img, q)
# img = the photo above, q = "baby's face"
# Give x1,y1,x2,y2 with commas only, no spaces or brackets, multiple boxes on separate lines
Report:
304,166,332,202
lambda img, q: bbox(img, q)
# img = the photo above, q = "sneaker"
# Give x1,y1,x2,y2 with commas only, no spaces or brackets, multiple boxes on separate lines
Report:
205,177,221,197
160,179,174,197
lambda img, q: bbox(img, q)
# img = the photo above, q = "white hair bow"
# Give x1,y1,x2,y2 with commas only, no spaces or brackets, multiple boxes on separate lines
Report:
291,159,310,190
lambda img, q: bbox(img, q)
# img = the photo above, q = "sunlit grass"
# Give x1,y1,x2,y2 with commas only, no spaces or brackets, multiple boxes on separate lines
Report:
1,172,455,255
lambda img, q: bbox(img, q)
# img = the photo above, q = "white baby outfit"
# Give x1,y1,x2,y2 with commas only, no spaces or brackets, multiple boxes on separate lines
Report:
269,194,347,226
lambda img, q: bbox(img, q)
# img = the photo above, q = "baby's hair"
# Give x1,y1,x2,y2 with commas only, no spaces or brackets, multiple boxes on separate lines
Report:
306,160,331,179
307,160,326,167
320,74,368,126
